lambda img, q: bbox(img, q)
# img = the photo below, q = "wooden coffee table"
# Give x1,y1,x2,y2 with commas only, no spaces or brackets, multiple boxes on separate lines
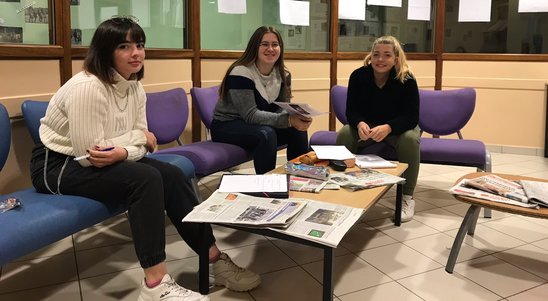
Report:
446,172,548,273
198,162,408,301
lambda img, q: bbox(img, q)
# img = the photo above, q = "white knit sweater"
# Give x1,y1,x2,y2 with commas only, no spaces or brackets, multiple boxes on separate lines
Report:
39,71,148,167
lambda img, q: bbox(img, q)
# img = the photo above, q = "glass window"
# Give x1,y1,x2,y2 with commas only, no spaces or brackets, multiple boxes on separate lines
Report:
200,0,329,51
0,0,52,45
338,1,434,52
70,0,186,48
444,0,548,54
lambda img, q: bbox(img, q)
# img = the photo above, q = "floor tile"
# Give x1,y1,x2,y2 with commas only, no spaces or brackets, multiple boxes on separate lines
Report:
0,281,81,301
338,281,423,301
339,223,398,253
492,244,548,280
15,236,74,262
79,268,142,301
302,254,392,296
357,243,442,280
507,283,548,301
445,224,526,254
272,239,350,265
532,238,548,251
413,189,462,207
76,242,140,279
404,232,487,265
410,207,464,232
73,216,133,251
211,225,270,250
0,253,77,293
398,268,501,301
221,242,297,275
453,255,545,297
366,218,440,242
249,267,324,301
482,216,548,243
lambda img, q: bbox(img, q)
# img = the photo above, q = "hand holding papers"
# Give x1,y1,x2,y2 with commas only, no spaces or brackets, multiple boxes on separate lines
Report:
274,102,327,119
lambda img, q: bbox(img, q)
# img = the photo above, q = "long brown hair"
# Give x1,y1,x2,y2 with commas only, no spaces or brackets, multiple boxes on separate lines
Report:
219,26,290,100
363,35,413,83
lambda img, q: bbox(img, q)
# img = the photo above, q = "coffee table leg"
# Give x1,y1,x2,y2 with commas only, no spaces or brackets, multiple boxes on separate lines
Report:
199,236,210,294
323,248,334,301
446,205,480,273
394,183,403,226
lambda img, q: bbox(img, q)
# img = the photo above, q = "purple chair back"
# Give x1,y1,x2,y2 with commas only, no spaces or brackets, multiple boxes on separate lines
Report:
418,88,476,137
146,88,189,145
190,86,220,130
0,104,10,171
331,85,348,125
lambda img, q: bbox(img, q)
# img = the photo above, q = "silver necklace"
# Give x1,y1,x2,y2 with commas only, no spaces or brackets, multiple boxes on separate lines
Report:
114,91,129,112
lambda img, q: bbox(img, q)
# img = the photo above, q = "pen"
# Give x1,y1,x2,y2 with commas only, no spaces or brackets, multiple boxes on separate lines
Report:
73,147,114,161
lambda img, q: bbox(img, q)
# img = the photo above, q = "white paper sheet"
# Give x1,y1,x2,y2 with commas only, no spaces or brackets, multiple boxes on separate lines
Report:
458,0,491,22
518,0,548,13
339,0,366,21
407,0,431,21
367,0,402,8
219,174,288,193
279,0,310,26
218,0,247,14
311,145,355,160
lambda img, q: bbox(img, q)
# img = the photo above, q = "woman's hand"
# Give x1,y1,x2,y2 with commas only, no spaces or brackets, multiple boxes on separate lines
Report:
357,121,371,141
289,115,312,131
87,146,128,168
369,124,392,142
142,129,157,153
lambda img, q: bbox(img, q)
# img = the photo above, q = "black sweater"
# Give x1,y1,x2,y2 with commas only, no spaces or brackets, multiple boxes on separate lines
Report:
346,65,419,136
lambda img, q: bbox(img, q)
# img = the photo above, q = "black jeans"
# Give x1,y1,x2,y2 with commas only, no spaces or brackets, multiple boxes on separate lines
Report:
30,145,215,269
211,119,309,174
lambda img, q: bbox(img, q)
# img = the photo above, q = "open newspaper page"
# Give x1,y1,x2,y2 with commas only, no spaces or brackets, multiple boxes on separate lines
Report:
520,180,548,207
463,174,528,203
182,191,308,227
269,200,364,247
328,169,405,191
273,102,327,119
354,154,397,169
289,175,327,193
449,179,539,209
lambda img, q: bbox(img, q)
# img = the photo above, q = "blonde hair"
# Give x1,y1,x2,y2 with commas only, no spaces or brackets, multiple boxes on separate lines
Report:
363,35,413,83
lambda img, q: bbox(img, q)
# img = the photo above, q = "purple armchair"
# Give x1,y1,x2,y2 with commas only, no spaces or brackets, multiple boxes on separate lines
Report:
146,87,251,178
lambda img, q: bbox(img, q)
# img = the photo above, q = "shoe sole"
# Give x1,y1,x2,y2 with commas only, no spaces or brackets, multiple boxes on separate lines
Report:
215,278,261,292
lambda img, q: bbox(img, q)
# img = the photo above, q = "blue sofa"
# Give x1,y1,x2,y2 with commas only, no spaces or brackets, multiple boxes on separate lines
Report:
0,102,198,265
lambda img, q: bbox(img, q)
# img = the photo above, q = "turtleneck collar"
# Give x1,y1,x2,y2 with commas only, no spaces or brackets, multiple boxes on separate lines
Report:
111,69,138,94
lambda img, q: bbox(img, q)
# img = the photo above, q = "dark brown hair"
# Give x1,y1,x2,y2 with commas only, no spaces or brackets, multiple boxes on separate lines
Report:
219,26,290,100
84,17,146,84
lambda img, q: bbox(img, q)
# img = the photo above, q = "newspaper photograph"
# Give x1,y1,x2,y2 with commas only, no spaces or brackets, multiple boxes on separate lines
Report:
270,200,364,247
274,102,327,119
289,175,327,193
464,174,528,203
182,191,308,227
329,169,405,191
449,179,539,209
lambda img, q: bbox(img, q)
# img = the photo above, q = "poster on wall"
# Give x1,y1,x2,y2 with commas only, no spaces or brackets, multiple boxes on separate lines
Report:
70,0,79,5
0,26,23,43
0,0,21,2
71,28,81,45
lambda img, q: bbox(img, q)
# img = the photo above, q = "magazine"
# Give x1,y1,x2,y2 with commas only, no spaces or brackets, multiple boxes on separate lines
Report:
182,191,307,227
449,179,539,209
463,174,528,203
289,175,327,193
328,169,405,191
274,102,327,119
520,180,548,207
269,200,364,247
354,154,397,169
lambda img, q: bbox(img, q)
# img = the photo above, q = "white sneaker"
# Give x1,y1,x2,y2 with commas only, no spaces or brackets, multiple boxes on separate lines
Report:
401,195,415,222
138,274,209,301
209,252,261,292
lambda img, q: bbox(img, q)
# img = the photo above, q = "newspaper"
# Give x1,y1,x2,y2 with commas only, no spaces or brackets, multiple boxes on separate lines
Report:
328,169,406,191
355,154,397,169
463,174,528,203
520,180,548,207
449,179,539,209
182,191,307,227
269,200,364,247
289,175,327,193
274,102,327,119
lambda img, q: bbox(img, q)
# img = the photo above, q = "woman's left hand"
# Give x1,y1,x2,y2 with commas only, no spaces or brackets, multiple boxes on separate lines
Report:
289,115,312,131
369,124,391,142
87,146,128,168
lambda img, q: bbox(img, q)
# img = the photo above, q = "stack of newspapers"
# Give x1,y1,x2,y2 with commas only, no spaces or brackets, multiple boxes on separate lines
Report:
182,191,364,247
449,174,548,209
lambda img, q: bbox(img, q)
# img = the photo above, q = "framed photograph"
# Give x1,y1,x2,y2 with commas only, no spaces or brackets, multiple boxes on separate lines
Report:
71,28,82,45
70,0,80,5
25,7,49,24
0,0,21,2
0,26,23,43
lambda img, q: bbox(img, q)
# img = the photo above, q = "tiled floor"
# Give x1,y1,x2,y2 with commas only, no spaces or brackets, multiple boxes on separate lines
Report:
1,152,548,301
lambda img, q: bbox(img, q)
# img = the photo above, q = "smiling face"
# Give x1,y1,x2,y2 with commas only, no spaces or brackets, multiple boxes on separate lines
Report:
256,32,281,74
370,43,397,78
113,32,145,79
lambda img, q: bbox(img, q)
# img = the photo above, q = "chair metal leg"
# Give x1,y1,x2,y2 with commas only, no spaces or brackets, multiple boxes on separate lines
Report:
446,204,481,273
479,150,493,218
